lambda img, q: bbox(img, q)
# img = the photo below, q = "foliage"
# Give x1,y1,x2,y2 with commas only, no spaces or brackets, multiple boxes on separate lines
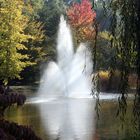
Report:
39,0,66,37
24,0,44,20
24,21,45,63
0,86,26,116
0,120,41,140
99,31,113,41
31,0,68,74
0,0,46,84
95,31,117,70
99,71,109,79
67,0,96,43
98,70,120,92
0,0,33,85
98,0,140,136
21,20,46,83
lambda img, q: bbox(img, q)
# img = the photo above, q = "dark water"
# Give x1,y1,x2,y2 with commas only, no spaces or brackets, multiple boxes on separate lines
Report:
4,86,138,140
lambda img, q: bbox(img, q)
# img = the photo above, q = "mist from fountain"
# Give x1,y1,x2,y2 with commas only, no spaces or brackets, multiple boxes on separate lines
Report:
38,15,93,98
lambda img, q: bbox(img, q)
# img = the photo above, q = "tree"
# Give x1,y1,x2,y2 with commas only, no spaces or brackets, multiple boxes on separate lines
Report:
0,0,32,85
39,0,66,37
34,0,67,67
98,0,140,137
67,0,96,43
24,0,44,20
21,20,46,83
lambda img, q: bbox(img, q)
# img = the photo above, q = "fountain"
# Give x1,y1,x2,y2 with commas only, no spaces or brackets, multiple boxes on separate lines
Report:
38,15,93,99
36,16,96,140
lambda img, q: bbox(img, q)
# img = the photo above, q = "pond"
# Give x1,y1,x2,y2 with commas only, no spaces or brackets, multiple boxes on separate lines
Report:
5,86,137,140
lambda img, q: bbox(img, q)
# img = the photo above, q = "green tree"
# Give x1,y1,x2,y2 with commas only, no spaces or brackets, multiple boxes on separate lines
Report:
39,0,66,37
24,0,44,20
35,0,67,64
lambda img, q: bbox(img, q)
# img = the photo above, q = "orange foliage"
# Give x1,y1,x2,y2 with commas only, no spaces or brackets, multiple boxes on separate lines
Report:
67,0,96,42
67,0,96,27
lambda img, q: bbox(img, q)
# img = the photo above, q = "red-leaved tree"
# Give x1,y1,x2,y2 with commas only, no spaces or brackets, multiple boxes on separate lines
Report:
67,0,96,43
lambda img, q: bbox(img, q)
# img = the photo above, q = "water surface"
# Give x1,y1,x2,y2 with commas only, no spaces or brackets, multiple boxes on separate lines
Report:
5,86,136,140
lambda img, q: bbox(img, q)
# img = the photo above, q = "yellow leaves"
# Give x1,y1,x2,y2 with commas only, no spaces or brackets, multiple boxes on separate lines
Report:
0,8,7,13
25,21,45,42
99,31,113,41
0,0,45,84
99,71,110,79
16,44,27,50
0,0,35,82
75,25,96,43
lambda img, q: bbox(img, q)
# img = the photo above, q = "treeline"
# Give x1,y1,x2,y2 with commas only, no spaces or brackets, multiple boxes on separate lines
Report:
0,0,97,85
0,0,139,94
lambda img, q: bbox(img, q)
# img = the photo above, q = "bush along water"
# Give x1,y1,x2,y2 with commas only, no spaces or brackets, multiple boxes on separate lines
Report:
0,86,42,140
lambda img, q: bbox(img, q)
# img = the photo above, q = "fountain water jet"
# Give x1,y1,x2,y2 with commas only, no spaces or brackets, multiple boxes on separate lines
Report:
37,16,96,140
38,15,93,98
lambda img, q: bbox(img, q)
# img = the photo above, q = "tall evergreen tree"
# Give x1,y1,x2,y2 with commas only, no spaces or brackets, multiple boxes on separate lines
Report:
39,0,66,37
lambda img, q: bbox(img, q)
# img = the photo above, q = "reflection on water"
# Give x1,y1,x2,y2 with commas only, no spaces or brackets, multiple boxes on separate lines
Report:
39,99,95,140
5,87,137,140
5,99,96,140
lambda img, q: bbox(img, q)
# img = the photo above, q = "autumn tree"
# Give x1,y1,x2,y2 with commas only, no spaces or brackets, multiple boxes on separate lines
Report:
17,0,46,83
67,0,96,43
0,0,32,85
21,20,46,83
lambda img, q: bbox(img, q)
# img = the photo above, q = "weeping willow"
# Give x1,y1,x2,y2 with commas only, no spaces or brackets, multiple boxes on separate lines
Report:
94,0,140,136
133,0,140,136
109,0,137,117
